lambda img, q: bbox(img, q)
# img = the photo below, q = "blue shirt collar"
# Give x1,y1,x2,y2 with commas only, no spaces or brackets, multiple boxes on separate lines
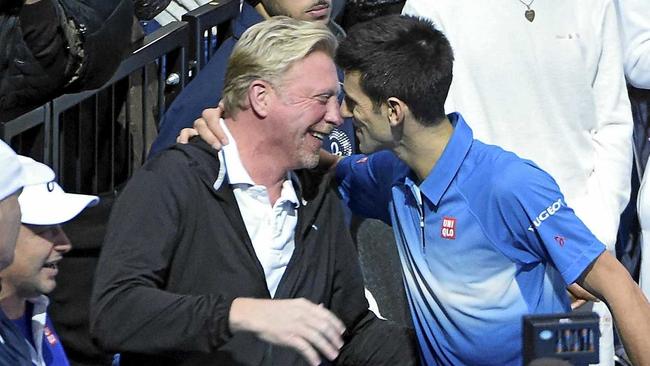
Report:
415,112,473,207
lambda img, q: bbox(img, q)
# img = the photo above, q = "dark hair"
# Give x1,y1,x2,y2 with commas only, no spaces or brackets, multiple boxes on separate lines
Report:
336,14,454,125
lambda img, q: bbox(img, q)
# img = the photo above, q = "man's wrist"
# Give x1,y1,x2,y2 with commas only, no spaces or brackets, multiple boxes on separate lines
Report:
229,297,260,334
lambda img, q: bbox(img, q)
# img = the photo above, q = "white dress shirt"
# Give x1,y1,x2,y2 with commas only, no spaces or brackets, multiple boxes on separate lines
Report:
215,120,299,298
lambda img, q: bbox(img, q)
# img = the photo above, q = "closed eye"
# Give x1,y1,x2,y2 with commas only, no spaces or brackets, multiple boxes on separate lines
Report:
312,93,334,104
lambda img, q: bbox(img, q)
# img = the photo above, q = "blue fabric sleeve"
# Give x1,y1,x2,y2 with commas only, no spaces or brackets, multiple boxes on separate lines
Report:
490,159,606,285
336,150,407,223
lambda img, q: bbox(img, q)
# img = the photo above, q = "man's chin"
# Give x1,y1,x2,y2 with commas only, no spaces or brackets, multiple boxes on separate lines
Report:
34,279,57,296
298,152,320,170
313,16,330,24
303,158,320,170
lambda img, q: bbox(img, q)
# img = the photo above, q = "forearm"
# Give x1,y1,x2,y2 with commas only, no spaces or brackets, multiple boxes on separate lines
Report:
580,252,650,365
19,0,67,82
615,0,650,88
591,0,634,220
91,283,234,353
590,118,632,244
608,281,650,366
89,166,235,354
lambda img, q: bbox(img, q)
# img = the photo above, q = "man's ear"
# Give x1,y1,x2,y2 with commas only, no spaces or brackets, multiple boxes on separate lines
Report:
247,80,272,118
386,97,407,127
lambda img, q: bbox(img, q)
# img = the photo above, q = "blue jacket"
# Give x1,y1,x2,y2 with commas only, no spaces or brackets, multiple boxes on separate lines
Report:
149,3,355,157
0,309,32,366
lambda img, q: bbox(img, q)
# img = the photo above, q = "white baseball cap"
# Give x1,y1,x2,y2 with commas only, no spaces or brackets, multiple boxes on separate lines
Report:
17,156,99,225
0,140,55,201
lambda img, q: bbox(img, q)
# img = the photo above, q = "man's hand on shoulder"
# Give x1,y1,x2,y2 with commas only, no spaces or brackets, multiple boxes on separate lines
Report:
229,297,346,366
177,106,229,149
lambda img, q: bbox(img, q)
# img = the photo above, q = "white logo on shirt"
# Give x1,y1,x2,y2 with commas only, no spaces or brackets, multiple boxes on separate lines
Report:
528,198,564,232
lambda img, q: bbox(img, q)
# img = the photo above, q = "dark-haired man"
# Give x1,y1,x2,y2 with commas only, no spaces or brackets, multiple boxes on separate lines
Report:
184,15,650,366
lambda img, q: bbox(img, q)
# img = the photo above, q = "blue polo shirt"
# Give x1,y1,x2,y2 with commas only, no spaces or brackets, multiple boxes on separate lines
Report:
336,113,605,365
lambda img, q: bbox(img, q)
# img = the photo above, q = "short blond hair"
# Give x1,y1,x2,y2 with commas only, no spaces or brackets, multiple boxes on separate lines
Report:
221,16,337,114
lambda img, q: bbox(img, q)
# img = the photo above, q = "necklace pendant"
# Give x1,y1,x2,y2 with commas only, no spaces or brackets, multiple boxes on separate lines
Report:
525,9,535,22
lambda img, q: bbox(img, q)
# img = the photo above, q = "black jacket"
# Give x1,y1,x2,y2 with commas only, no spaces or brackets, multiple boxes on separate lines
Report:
90,140,417,365
0,0,133,120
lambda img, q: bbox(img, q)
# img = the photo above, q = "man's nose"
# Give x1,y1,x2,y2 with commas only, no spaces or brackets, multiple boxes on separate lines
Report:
52,226,72,254
325,97,343,126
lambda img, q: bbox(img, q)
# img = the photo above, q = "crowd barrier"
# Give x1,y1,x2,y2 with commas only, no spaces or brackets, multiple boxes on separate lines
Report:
0,0,240,195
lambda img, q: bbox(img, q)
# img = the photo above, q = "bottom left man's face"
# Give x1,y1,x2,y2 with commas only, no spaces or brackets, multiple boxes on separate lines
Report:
0,224,71,299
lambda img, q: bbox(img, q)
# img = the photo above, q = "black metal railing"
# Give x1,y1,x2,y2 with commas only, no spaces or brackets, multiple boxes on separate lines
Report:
0,0,240,195
183,0,240,73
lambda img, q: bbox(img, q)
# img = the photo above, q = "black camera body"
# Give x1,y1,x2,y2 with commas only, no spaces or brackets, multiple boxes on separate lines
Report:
523,312,600,366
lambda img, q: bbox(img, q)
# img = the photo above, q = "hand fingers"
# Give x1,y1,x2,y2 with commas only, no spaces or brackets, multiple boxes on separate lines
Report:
176,128,199,144
289,335,322,366
205,107,229,145
298,304,345,360
567,283,600,302
314,303,346,336
198,107,229,149
299,323,341,362
292,300,344,358
571,299,587,310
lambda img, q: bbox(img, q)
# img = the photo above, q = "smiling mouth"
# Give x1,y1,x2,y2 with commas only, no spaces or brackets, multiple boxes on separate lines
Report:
309,129,331,141
43,261,59,270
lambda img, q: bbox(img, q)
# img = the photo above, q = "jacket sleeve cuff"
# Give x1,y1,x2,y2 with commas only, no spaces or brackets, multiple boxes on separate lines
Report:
210,296,236,346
